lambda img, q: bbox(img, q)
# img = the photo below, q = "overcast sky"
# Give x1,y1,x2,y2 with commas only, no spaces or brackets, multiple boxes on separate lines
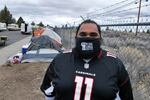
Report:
0,0,150,26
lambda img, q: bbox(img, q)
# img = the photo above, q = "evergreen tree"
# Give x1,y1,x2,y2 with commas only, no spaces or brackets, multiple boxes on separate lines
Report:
38,22,44,27
31,21,35,26
0,6,14,25
147,29,150,34
11,18,16,23
16,17,24,28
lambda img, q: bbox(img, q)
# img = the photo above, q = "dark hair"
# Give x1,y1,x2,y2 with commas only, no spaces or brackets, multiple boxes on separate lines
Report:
76,19,101,37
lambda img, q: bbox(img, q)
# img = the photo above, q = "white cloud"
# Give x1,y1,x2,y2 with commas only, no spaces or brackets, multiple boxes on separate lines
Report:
0,0,149,26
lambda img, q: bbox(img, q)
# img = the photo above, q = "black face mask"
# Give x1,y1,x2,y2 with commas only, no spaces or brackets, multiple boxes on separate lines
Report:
75,37,101,59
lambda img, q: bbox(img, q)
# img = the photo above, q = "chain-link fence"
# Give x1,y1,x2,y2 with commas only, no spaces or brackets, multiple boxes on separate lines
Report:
102,30,150,100
55,28,150,100
99,16,150,34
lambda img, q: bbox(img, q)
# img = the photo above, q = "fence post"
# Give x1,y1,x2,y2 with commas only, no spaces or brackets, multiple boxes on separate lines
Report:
135,0,142,36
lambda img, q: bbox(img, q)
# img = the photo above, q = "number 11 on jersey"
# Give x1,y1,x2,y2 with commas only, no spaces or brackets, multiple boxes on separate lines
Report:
74,76,94,100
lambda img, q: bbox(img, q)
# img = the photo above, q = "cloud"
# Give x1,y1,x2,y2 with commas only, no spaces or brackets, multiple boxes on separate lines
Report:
0,0,149,26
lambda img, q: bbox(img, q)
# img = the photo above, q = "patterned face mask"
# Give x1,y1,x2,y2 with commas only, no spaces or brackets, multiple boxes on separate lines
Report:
75,37,101,59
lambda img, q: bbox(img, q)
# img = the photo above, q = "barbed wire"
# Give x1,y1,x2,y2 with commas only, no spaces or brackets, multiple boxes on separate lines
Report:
106,3,150,16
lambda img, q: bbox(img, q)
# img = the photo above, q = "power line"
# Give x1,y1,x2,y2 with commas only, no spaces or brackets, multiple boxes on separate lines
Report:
90,3,150,19
87,0,149,19
99,16,137,21
86,0,132,15
108,3,150,16
66,0,150,26
88,1,136,18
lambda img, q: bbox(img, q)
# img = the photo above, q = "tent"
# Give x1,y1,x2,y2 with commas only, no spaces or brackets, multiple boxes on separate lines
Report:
21,35,63,63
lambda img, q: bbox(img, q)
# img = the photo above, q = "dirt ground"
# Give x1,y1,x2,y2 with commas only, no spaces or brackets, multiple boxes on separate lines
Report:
0,62,50,100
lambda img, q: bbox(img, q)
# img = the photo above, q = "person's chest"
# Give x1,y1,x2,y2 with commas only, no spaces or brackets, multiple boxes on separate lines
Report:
53,56,119,100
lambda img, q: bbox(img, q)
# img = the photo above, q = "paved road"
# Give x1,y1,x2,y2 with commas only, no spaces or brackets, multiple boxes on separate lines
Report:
0,31,30,49
0,36,31,65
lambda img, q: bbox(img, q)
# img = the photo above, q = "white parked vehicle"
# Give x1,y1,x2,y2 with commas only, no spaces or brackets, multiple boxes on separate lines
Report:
0,22,7,31
21,23,32,34
7,24,20,31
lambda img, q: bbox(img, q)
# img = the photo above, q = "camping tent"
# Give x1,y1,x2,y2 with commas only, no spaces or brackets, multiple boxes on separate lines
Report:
21,35,63,63
42,28,62,45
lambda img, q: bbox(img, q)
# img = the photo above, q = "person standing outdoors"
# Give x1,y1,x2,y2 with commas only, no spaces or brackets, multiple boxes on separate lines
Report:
40,19,133,100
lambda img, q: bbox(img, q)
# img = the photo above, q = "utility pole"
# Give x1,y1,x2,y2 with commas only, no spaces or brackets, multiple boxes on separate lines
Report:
135,0,142,36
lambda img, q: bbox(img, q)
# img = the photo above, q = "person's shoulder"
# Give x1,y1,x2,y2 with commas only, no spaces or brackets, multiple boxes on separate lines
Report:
102,49,117,59
55,49,73,59
106,51,117,58
52,49,73,64
102,49,125,70
62,49,72,54
105,50,123,63
104,50,125,66
102,49,124,63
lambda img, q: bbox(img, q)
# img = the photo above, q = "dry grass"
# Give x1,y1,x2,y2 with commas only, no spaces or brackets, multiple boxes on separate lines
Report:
0,62,49,100
102,31,150,100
